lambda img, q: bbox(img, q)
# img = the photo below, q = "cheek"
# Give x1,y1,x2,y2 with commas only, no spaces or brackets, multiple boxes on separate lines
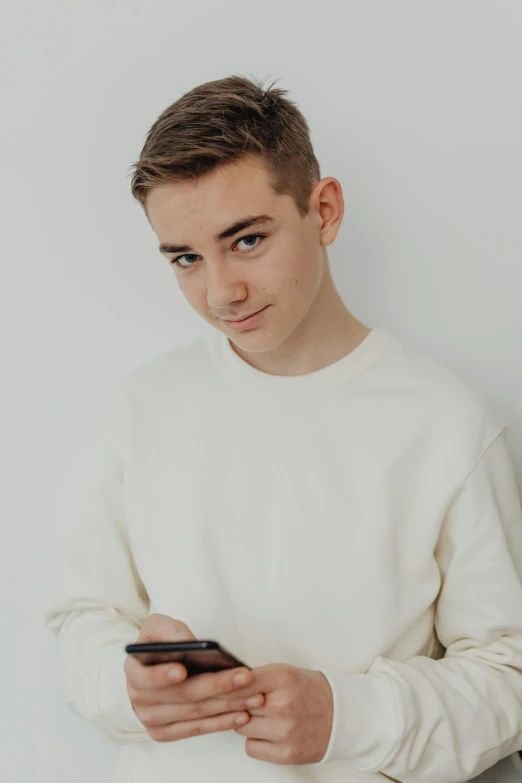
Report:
263,254,303,293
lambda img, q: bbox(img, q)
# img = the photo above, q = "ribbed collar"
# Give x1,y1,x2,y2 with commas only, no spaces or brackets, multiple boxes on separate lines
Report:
206,327,391,398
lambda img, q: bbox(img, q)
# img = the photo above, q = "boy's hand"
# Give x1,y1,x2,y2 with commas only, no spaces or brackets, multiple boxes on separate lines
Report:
232,662,334,765
124,614,265,742
125,614,334,764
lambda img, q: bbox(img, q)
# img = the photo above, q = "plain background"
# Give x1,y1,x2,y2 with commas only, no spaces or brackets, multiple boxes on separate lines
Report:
1,1,521,780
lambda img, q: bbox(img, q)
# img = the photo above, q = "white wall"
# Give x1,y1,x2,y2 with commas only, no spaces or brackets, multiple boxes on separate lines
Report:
2,1,521,780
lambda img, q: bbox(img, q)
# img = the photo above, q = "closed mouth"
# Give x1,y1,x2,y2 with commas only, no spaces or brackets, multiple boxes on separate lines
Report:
224,307,266,322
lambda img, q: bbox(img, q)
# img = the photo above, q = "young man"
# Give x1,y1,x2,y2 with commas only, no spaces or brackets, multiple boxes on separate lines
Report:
45,75,522,783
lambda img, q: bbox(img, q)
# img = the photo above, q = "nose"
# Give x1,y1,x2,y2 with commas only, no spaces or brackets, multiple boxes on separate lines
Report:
205,262,248,311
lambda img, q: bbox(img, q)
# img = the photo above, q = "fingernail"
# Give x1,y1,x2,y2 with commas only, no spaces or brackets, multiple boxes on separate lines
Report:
246,696,261,707
233,672,248,685
235,714,249,725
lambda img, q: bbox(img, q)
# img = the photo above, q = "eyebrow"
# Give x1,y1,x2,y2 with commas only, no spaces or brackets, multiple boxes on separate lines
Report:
159,214,275,255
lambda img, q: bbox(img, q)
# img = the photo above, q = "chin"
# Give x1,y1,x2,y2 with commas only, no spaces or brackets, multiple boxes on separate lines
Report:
228,331,282,354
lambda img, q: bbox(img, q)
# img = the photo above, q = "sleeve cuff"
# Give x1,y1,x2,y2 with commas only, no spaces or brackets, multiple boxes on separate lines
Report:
96,643,150,740
312,669,399,769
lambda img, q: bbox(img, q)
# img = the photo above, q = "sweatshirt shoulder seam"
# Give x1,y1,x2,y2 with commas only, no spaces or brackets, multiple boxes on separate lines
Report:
443,425,508,519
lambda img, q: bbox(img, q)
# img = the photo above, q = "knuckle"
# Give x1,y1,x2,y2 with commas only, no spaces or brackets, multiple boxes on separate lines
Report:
280,665,298,686
188,722,205,737
149,726,168,742
276,697,296,715
131,673,146,691
189,701,207,720
129,691,146,708
124,669,137,689
137,707,156,727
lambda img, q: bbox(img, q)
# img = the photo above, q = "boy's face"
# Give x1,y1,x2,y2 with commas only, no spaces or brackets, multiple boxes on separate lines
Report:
146,154,336,354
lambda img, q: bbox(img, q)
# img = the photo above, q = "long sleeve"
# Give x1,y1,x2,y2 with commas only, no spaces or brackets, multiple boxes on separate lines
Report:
44,382,151,745
316,426,522,782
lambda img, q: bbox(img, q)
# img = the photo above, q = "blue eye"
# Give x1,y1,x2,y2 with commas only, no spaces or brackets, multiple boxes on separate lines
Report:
171,233,266,270
173,254,198,270
236,235,261,251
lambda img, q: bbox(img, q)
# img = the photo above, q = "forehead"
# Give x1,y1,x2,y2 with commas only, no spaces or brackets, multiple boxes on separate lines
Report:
146,156,279,234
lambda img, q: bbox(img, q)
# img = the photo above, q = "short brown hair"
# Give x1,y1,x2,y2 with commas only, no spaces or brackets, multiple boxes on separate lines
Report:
128,74,321,218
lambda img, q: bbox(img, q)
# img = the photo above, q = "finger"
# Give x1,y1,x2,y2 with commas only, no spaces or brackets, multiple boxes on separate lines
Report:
230,663,292,700
137,615,196,643
147,710,251,743
233,715,286,742
154,666,255,704
126,657,188,691
136,693,265,727
243,738,295,765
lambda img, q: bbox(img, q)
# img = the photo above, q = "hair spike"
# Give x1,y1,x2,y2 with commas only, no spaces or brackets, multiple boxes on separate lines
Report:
128,73,321,218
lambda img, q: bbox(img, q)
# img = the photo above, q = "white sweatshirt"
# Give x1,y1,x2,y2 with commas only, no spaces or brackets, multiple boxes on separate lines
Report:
44,327,522,783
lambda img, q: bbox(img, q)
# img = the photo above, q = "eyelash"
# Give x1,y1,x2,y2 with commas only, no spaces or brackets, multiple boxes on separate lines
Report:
170,233,267,270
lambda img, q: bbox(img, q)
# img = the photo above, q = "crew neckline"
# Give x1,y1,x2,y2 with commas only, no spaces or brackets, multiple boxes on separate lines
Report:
206,327,391,397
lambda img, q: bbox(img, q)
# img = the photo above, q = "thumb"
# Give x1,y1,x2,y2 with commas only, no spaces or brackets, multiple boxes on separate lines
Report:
137,613,197,643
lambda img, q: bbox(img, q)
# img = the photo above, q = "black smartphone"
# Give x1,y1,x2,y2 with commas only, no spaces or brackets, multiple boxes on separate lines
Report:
125,640,250,677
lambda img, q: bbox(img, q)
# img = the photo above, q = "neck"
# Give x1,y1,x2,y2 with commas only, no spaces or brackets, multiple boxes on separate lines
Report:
229,263,371,377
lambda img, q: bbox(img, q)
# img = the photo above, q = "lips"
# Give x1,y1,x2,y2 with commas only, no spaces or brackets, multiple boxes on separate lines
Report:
225,307,265,322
